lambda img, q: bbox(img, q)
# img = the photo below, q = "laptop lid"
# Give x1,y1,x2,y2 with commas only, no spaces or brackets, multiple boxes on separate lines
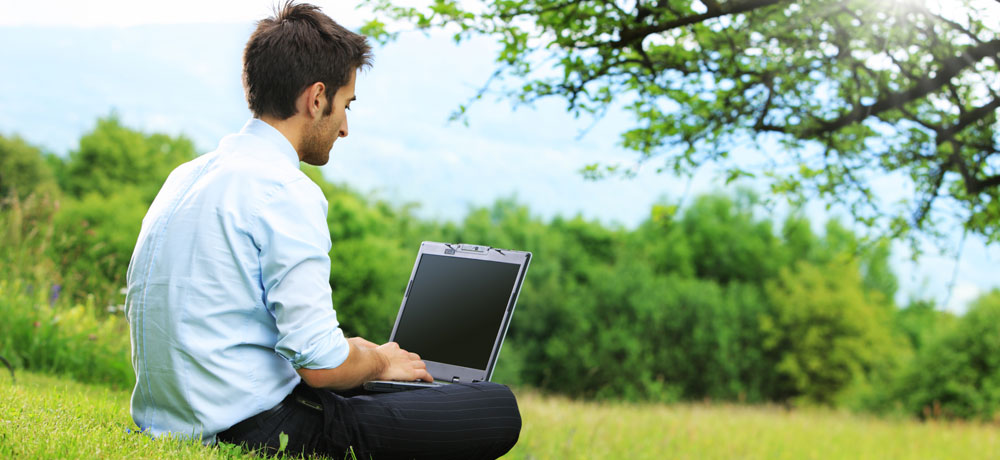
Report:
388,241,531,383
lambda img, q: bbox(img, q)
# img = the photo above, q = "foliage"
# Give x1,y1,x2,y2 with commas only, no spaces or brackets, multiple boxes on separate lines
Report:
673,191,784,284
50,189,150,307
363,0,1000,244
328,235,416,341
6,116,995,421
0,281,133,389
805,219,901,303
761,259,902,404
892,290,1000,420
0,196,132,388
60,115,195,201
894,298,956,351
431,191,903,404
0,134,58,202
0,194,60,285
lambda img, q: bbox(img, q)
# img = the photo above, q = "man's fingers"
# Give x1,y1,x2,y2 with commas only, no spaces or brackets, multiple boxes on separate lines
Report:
417,368,433,382
409,352,420,361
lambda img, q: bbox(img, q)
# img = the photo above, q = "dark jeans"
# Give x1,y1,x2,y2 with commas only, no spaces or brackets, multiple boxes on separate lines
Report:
217,382,521,459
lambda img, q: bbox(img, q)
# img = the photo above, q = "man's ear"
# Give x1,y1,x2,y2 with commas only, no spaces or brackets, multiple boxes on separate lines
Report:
303,82,326,118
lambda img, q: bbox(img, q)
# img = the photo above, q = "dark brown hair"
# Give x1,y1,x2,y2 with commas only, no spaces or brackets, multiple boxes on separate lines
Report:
243,1,373,120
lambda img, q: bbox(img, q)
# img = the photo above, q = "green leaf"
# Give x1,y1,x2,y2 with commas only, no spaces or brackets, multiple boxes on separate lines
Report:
278,431,289,453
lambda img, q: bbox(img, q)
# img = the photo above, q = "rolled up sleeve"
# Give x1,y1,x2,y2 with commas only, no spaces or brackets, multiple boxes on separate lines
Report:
251,177,349,370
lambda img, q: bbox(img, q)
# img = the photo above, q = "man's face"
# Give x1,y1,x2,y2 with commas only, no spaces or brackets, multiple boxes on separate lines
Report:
300,71,357,166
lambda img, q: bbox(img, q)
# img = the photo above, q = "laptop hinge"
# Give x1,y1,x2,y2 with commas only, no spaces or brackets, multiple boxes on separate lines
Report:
451,376,460,383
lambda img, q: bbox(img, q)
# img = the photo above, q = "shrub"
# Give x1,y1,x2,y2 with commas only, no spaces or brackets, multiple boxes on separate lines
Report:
60,115,195,201
762,258,902,404
329,235,415,342
50,188,149,307
894,290,1000,420
0,280,133,388
0,196,132,388
0,134,59,202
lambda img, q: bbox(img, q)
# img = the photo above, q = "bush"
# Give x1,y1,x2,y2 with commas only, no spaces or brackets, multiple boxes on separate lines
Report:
894,299,956,352
329,235,415,342
893,290,1000,420
50,188,149,307
0,280,133,388
0,134,59,202
60,115,195,201
0,196,132,388
507,257,775,403
762,258,902,404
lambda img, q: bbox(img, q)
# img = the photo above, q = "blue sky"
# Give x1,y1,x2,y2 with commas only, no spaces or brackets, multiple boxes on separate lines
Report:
1,1,997,311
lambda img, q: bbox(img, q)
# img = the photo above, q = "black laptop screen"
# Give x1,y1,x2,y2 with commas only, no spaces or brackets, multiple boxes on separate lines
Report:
393,253,521,370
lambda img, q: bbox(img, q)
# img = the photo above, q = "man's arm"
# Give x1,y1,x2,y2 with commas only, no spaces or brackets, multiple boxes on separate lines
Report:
252,178,429,388
296,338,434,390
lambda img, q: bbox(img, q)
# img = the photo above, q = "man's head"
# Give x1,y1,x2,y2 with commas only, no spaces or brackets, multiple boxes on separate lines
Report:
243,1,372,165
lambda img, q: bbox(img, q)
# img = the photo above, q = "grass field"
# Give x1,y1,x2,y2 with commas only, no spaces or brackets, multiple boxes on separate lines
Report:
2,371,998,459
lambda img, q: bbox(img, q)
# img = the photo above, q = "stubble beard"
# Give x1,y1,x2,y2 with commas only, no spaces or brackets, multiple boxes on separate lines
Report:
299,116,333,166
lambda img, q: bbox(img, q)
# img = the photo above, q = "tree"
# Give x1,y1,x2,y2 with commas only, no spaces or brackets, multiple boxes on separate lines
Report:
60,115,196,201
761,258,902,404
894,289,1000,420
362,0,1000,244
0,134,58,202
893,298,955,351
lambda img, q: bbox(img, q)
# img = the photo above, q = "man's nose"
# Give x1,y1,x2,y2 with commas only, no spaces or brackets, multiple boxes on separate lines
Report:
339,119,348,138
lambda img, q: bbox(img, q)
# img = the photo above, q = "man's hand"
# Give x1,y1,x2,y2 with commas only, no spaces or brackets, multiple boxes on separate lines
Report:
375,342,434,382
296,336,432,389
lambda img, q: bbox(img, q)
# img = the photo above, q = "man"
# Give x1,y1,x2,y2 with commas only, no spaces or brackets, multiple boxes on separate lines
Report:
124,2,521,458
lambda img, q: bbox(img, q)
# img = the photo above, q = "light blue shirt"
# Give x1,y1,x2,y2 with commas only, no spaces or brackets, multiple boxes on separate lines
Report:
125,118,350,442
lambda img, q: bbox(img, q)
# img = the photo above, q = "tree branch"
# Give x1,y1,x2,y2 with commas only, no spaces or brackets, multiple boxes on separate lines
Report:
497,0,581,20
613,0,789,48
896,105,943,135
977,175,1000,191
936,95,1000,146
801,38,1000,138
920,7,985,45
943,143,1000,196
754,74,776,130
913,159,949,226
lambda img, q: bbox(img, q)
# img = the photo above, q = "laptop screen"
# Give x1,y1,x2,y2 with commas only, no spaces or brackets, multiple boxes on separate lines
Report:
393,253,522,370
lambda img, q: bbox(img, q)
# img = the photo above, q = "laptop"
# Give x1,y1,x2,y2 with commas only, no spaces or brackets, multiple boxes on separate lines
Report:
362,241,531,392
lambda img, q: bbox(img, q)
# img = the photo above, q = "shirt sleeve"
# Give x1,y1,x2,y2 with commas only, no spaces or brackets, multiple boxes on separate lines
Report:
250,176,349,370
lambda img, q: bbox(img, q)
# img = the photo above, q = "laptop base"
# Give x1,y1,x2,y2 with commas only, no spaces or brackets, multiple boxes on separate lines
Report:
363,380,445,393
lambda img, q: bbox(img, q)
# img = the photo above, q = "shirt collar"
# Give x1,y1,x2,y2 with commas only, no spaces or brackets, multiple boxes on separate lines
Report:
240,118,301,169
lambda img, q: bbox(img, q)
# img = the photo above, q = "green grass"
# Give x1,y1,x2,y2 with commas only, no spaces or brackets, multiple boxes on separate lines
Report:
0,372,252,459
511,392,1000,459
2,371,999,459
